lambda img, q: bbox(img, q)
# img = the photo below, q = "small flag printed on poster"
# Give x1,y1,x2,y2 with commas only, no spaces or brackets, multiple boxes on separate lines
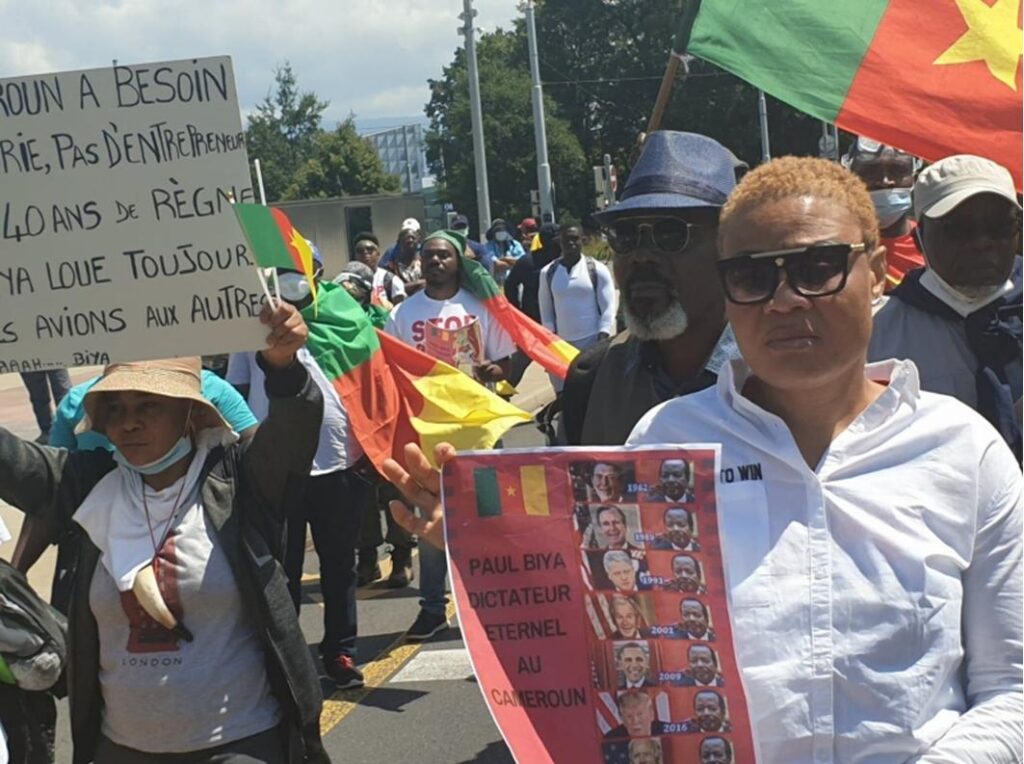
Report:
473,465,553,518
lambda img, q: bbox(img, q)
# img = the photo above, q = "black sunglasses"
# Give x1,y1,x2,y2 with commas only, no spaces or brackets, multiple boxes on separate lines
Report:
606,217,704,255
716,243,866,305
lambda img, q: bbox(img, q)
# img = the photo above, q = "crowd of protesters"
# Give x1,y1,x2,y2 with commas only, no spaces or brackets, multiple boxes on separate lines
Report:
0,128,1020,763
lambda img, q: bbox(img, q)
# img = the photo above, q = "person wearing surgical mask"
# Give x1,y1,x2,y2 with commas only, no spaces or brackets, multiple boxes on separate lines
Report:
870,154,1022,460
484,218,526,285
0,307,329,763
845,137,923,292
228,241,372,690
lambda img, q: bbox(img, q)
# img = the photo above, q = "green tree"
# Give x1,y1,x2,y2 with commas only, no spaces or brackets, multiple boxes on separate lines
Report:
245,63,329,201
282,118,401,200
534,0,825,172
425,29,589,233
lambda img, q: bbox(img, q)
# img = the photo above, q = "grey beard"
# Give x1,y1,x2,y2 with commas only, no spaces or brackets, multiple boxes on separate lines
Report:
950,283,1005,300
623,302,690,341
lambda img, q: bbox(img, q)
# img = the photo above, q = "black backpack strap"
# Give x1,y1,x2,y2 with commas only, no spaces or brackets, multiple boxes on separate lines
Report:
585,257,601,317
561,336,613,445
545,258,562,333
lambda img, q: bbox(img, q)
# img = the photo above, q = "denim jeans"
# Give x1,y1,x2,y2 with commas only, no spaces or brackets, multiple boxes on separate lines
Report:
19,369,72,432
417,535,448,616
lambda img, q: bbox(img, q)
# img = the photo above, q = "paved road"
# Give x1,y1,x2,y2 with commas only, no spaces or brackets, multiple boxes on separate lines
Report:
0,363,555,762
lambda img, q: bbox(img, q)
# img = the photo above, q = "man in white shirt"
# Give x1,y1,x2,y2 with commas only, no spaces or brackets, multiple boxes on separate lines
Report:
226,257,369,690
385,156,1023,762
538,223,616,353
384,229,516,641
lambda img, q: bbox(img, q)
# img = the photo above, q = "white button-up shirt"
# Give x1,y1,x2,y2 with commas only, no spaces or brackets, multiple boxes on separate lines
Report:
627,359,1022,763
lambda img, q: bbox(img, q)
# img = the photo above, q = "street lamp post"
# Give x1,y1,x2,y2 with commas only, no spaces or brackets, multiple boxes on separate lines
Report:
523,0,554,223
460,0,492,236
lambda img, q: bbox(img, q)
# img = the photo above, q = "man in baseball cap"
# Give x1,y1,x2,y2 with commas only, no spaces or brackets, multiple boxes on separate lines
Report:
561,131,740,446
870,154,1022,459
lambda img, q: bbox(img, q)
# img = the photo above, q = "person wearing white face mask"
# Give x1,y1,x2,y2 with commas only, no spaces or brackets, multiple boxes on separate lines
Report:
870,154,1022,460
844,137,923,292
484,218,526,285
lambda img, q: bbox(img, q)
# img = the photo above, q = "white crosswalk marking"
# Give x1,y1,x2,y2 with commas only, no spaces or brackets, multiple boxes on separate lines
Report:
390,648,475,683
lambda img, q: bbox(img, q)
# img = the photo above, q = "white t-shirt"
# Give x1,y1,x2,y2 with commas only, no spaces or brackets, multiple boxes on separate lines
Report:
538,257,617,343
226,349,363,474
384,288,517,362
372,268,406,305
90,496,280,752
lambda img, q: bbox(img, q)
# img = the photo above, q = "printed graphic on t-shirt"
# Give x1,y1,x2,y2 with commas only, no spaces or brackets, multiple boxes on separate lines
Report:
425,317,484,373
119,534,184,653
412,313,479,352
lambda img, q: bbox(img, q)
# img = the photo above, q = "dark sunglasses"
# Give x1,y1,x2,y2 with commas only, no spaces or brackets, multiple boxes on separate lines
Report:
606,217,704,255
716,243,866,305
355,245,379,254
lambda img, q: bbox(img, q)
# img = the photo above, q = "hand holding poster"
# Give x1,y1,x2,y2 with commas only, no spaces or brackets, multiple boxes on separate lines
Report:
0,56,262,370
442,447,756,763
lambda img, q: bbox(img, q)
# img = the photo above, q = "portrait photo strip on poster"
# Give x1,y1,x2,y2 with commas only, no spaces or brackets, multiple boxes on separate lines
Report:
442,446,757,764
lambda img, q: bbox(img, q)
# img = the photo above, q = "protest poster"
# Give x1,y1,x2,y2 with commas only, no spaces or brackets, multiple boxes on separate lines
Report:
424,317,484,376
442,446,757,764
0,55,264,371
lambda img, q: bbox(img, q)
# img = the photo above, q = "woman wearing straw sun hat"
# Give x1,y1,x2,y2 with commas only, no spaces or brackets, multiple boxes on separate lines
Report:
0,302,329,764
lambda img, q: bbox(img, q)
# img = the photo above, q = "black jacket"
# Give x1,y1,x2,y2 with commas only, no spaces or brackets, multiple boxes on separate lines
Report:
0,360,327,764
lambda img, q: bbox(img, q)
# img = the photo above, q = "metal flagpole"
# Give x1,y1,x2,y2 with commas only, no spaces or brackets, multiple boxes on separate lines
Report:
757,90,771,163
524,0,554,223
460,0,492,235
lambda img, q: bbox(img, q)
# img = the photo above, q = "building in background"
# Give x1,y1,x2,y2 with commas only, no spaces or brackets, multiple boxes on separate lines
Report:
364,123,432,194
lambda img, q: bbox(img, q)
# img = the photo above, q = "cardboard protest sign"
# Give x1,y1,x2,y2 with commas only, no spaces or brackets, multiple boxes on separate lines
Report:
0,56,263,371
443,447,757,764
424,317,484,376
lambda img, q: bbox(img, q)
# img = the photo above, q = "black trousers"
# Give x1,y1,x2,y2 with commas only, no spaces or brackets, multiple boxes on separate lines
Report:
358,481,415,551
284,468,366,659
94,725,285,763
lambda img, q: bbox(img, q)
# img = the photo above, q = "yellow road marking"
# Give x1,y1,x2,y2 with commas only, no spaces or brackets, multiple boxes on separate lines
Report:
319,600,457,736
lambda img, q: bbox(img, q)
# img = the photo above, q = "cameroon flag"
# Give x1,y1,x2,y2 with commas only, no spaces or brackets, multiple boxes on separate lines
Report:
460,255,579,380
301,282,530,470
472,463,560,518
234,204,319,300
681,0,1022,186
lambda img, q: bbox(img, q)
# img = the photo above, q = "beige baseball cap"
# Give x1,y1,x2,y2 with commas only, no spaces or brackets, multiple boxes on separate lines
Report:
913,154,1020,219
400,217,421,233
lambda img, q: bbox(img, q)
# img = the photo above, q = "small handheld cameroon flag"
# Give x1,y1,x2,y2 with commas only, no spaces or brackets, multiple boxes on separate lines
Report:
234,204,318,303
473,464,559,518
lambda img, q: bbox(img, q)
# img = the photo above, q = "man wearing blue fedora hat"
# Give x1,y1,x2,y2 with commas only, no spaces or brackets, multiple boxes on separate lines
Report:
561,131,740,445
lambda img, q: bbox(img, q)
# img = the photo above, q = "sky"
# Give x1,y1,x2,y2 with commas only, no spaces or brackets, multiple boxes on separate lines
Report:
0,0,522,129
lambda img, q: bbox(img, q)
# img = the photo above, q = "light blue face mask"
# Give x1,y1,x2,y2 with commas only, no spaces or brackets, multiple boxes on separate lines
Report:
870,188,912,229
113,405,194,475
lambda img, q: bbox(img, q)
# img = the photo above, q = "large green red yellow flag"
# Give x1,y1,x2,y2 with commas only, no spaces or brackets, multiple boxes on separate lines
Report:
459,254,579,380
301,282,530,470
234,204,319,300
682,0,1023,186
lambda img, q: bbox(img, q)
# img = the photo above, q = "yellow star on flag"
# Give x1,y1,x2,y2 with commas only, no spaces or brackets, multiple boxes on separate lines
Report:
287,228,318,310
934,0,1023,91
505,485,517,497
